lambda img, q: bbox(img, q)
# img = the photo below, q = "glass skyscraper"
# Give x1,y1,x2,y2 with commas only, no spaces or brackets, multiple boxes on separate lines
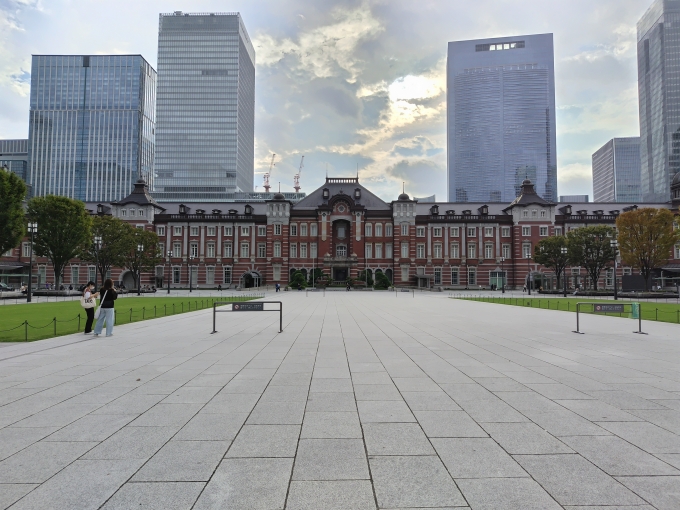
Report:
27,55,156,202
154,12,255,202
638,0,680,202
447,34,557,203
592,137,642,202
0,139,28,183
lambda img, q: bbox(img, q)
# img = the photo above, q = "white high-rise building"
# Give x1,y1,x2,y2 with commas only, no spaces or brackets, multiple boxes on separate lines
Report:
154,12,255,201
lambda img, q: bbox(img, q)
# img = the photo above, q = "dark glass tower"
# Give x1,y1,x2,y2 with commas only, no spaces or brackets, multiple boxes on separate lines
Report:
154,12,255,201
27,55,156,202
638,0,680,202
447,34,557,203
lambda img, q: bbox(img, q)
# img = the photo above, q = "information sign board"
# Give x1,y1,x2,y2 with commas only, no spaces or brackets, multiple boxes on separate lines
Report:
232,303,264,311
593,304,625,313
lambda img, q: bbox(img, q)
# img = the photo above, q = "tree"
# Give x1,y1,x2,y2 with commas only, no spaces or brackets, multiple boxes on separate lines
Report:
289,270,307,289
533,236,569,287
307,268,326,286
616,208,680,290
374,271,391,290
27,195,92,290
121,229,162,289
358,269,374,287
0,169,27,256
567,225,616,291
80,216,135,286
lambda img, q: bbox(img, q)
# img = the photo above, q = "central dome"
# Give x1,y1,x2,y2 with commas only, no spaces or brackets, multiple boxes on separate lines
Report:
398,193,410,201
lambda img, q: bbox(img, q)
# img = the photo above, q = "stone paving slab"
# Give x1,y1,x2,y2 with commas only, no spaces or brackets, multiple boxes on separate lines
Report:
0,292,679,509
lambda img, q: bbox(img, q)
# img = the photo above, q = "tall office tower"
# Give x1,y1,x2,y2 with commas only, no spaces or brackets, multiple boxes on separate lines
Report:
592,137,642,202
154,12,255,202
638,0,680,202
27,55,156,202
559,195,589,203
0,139,28,182
447,34,557,203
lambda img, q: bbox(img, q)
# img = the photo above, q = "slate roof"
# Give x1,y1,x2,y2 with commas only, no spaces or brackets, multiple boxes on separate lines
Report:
294,177,391,211
113,179,165,210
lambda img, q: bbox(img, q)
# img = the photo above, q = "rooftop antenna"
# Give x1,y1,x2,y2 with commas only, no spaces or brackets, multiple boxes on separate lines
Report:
294,155,304,193
326,163,328,179
402,182,405,194
278,182,281,193
356,163,359,179
263,153,276,193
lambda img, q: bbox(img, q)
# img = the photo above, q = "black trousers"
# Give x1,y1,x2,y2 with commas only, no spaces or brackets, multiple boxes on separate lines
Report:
84,307,95,333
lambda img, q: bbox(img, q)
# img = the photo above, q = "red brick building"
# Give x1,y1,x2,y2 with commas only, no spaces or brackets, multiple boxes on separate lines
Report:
3,177,680,291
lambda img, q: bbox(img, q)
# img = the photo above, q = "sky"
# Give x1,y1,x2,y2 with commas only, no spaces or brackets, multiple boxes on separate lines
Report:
0,0,652,202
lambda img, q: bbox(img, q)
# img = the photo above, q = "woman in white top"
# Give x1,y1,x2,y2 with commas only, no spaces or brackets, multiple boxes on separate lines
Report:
82,281,99,334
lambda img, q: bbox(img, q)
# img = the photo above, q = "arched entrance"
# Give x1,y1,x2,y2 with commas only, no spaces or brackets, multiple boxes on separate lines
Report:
241,271,261,288
120,270,136,290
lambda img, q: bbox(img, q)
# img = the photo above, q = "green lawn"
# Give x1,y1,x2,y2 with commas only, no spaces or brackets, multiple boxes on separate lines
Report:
456,296,680,324
0,296,258,342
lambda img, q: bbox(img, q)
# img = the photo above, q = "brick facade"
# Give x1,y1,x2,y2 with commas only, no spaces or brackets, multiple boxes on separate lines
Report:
3,177,680,290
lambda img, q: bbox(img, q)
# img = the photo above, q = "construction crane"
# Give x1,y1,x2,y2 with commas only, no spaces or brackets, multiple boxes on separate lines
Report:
263,153,276,193
293,155,304,193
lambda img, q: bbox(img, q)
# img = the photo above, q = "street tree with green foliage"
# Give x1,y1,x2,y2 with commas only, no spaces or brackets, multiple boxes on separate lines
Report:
358,269,374,287
616,208,679,290
80,216,135,287
289,270,307,289
374,271,391,290
533,236,569,287
27,195,92,290
567,225,617,291
0,169,27,256
121,229,162,289
307,268,326,286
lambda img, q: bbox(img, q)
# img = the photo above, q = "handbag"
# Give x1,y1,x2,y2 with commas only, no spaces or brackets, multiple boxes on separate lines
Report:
94,290,108,319
80,293,95,309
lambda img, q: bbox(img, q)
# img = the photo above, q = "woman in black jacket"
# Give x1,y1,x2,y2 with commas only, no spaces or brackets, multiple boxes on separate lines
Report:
93,278,118,337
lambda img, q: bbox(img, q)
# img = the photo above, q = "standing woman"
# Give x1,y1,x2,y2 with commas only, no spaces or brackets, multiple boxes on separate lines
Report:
93,278,117,337
81,281,99,334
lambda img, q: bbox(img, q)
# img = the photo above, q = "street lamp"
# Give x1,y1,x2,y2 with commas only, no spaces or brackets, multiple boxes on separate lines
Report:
610,239,619,301
525,253,532,295
137,244,144,295
500,257,506,293
167,250,172,294
561,246,568,298
26,222,37,303
93,235,102,288
189,255,195,293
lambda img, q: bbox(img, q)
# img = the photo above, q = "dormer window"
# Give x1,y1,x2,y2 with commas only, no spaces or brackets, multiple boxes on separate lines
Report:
564,205,572,215
228,209,237,215
446,210,455,215
479,205,488,216
212,209,221,215
97,204,104,215
463,210,471,216
354,188,361,200
594,210,604,216
179,204,187,215
196,209,205,215
323,188,330,199
609,210,620,216
244,205,253,215
431,205,439,216
577,210,588,215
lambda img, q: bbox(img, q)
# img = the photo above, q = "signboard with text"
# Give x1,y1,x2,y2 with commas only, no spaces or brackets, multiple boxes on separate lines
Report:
232,303,264,312
593,304,625,313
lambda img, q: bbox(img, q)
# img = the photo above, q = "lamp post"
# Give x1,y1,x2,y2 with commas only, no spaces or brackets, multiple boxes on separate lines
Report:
26,222,37,303
136,244,144,296
189,255,195,293
500,257,506,293
167,250,171,294
526,253,532,295
93,235,102,288
610,239,619,301
561,246,568,298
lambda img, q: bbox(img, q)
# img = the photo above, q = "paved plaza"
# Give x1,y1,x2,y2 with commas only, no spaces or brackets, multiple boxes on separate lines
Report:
0,292,679,509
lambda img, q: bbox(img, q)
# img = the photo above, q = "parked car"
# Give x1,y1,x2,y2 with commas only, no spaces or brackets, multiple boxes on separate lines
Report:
0,283,15,292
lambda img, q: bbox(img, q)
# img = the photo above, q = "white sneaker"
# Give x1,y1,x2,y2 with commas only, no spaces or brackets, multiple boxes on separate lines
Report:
106,334,114,337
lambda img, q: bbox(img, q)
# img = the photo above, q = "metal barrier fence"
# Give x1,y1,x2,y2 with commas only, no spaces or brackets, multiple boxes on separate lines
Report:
573,302,646,335
0,295,265,342
452,295,680,325
211,301,283,334
305,288,326,297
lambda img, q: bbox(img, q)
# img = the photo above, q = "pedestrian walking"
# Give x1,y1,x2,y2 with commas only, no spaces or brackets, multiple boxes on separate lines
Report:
93,278,117,337
81,281,98,334
275,283,280,292
522,285,527,293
